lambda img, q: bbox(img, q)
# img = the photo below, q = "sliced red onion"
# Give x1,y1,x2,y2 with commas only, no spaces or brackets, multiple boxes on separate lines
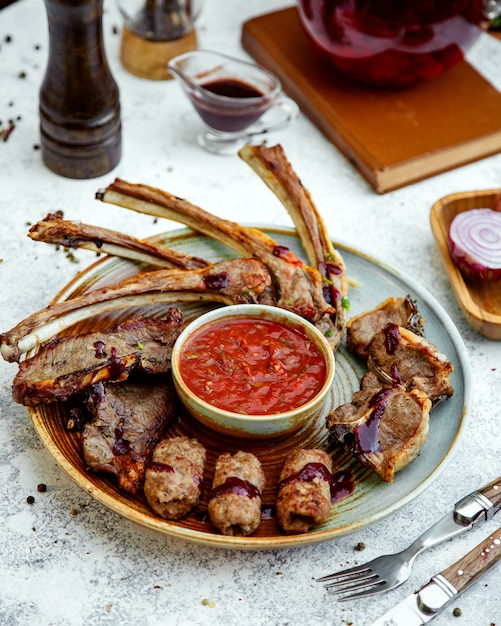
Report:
447,208,501,281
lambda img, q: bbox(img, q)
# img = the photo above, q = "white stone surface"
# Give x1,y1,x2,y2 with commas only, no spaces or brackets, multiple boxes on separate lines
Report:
0,1,500,625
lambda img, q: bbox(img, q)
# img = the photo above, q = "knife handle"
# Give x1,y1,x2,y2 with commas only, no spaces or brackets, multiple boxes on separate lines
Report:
439,527,501,594
478,476,501,513
454,475,501,525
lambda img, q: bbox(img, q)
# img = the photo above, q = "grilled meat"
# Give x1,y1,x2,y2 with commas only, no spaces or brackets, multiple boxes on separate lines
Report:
367,323,454,405
208,451,266,537
239,144,348,350
12,313,183,406
327,384,431,483
82,377,177,494
276,448,333,534
97,171,341,345
144,436,206,519
346,296,425,361
0,258,270,362
29,211,210,270
327,295,452,481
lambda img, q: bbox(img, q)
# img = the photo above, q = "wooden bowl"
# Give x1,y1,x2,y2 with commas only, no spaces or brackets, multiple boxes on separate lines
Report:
430,189,501,340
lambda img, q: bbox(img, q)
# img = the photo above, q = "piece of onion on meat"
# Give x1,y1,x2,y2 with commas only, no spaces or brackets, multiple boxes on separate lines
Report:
447,208,501,281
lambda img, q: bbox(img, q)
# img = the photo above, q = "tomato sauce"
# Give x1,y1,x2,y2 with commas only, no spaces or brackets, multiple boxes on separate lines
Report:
179,318,327,415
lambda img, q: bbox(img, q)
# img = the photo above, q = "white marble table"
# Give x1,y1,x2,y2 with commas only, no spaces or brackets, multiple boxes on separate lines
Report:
1,1,500,624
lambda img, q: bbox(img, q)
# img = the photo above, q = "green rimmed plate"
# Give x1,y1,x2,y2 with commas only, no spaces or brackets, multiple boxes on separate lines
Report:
27,226,471,549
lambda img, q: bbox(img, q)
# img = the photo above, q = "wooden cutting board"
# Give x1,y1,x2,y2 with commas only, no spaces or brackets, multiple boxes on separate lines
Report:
242,7,501,193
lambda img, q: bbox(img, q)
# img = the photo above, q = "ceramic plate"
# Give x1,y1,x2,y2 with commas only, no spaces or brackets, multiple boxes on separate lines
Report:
28,227,471,550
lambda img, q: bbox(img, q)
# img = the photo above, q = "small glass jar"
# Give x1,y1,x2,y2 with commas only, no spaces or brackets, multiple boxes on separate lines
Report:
118,0,204,79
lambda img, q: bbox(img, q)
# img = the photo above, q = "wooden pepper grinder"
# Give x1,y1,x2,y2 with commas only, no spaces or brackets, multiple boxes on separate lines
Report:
39,0,122,179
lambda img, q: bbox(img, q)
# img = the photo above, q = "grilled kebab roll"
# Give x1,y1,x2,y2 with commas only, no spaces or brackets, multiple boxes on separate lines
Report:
208,451,266,536
144,436,206,520
276,448,332,534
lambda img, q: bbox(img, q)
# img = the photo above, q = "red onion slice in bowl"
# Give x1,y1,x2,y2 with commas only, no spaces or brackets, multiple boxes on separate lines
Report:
447,208,501,281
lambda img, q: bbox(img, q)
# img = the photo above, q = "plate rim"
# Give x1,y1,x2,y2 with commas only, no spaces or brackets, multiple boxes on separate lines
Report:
28,225,472,550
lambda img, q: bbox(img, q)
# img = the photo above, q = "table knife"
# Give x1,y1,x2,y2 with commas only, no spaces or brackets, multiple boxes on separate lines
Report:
371,525,501,625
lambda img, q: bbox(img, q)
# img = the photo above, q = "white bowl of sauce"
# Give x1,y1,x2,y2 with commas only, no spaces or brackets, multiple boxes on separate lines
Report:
171,304,335,439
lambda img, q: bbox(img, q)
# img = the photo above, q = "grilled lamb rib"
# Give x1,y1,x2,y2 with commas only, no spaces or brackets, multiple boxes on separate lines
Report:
82,377,177,494
12,313,183,406
97,170,341,345
238,144,348,350
367,323,454,405
327,382,431,483
345,296,452,405
327,295,453,481
346,296,425,361
29,212,210,270
0,258,270,362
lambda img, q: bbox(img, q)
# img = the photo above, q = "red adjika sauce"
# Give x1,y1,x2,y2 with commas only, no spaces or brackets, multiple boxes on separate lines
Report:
179,318,327,415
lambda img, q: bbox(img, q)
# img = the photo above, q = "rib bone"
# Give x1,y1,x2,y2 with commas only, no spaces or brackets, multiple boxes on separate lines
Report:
29,212,209,270
238,144,348,349
97,174,338,343
0,258,271,362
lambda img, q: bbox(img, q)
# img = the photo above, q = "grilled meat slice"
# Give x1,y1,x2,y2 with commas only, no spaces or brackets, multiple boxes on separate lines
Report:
1,258,270,362
327,385,431,483
276,448,333,534
144,436,206,519
346,296,425,361
239,144,348,350
82,377,177,494
29,212,210,270
367,323,454,405
12,313,183,406
97,175,339,344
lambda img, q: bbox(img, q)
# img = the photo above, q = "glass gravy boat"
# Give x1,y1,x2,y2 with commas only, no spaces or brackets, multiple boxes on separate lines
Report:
168,50,299,154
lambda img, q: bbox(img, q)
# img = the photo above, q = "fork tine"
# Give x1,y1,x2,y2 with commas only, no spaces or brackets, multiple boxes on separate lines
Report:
335,581,389,602
316,563,372,582
323,571,378,590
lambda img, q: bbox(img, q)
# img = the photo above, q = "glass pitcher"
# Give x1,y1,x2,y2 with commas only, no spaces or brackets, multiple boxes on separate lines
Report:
297,0,501,86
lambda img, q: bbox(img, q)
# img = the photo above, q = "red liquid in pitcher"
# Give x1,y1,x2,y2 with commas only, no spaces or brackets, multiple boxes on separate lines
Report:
190,78,270,133
297,0,485,85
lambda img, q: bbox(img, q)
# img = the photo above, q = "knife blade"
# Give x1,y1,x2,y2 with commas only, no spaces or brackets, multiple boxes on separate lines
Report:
371,525,501,625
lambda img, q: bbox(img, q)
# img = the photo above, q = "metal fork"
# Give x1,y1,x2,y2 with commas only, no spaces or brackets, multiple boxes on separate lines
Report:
317,479,501,601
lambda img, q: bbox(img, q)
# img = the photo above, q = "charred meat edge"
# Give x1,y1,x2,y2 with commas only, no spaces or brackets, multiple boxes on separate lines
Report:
327,384,431,483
